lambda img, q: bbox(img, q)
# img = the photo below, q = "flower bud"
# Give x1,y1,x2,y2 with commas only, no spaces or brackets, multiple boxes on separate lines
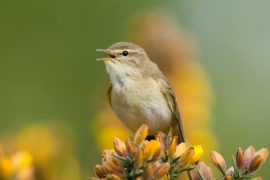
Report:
126,138,136,157
210,151,226,171
143,163,153,180
102,150,113,173
135,148,143,168
191,145,203,163
189,169,200,180
157,135,166,157
152,143,162,159
223,174,233,180
225,166,234,175
94,164,106,178
143,140,161,160
113,137,127,157
134,124,148,147
236,147,245,169
248,154,262,173
168,136,177,158
153,162,170,179
255,148,268,165
109,156,124,175
190,162,212,180
156,132,167,148
110,174,122,180
244,146,255,168
247,147,268,173
180,147,194,166
175,143,188,157
199,162,212,180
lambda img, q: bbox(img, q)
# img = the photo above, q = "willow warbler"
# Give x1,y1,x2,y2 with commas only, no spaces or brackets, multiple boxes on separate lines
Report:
97,42,185,142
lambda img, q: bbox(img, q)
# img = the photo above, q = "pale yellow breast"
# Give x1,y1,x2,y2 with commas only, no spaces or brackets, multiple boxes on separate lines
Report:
111,77,172,134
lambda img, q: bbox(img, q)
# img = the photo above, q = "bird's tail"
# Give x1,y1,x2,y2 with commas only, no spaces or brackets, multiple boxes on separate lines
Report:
172,107,186,143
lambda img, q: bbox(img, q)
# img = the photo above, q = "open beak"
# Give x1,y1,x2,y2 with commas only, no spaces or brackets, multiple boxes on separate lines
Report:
96,49,116,61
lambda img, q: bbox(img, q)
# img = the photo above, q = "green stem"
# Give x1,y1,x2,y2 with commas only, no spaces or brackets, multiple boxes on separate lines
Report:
218,163,226,176
112,153,127,161
176,167,194,174
195,166,206,180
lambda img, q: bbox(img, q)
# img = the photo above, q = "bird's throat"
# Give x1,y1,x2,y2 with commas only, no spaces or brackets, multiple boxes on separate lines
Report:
114,75,124,87
105,63,134,88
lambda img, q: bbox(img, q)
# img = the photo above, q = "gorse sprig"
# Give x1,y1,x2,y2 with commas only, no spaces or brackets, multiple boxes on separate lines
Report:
209,146,268,180
91,124,203,180
91,124,268,180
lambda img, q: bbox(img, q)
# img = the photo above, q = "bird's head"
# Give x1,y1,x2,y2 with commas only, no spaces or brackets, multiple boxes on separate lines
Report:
97,42,150,82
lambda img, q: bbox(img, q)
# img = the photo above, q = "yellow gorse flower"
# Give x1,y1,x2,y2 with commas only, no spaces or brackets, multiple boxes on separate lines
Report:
168,136,177,158
135,149,143,168
134,124,148,147
0,157,13,179
0,150,34,179
192,145,204,163
12,151,33,170
143,140,161,160
174,143,203,166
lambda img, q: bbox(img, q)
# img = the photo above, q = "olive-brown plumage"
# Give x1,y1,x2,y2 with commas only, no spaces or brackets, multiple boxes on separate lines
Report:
97,42,185,143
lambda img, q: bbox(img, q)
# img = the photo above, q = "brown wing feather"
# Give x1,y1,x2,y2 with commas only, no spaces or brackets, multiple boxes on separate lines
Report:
159,80,186,143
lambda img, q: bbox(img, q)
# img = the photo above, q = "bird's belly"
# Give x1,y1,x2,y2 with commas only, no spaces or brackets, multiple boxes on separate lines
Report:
111,81,172,134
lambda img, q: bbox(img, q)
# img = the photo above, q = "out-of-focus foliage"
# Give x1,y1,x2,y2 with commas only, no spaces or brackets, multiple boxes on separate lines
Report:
0,123,80,180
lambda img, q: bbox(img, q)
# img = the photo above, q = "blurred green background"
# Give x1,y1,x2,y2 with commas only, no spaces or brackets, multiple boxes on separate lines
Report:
0,0,269,179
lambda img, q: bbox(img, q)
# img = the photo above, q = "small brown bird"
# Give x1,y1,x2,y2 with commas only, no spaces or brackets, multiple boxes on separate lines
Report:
97,42,185,142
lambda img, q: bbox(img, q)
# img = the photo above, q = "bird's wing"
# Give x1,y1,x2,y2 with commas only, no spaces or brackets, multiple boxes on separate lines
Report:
107,83,113,108
158,79,186,143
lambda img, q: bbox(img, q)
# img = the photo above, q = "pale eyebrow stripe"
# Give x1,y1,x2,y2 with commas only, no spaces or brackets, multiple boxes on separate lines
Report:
114,49,140,53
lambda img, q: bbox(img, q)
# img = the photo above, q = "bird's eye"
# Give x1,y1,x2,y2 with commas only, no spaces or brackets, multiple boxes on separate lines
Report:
122,51,129,56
